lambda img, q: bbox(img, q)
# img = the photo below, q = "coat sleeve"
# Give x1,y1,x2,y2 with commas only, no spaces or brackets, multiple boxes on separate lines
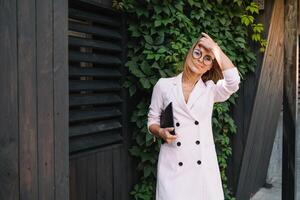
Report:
213,67,241,103
147,78,164,135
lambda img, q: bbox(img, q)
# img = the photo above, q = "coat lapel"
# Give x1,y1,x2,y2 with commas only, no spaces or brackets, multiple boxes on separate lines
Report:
172,72,200,120
186,78,206,110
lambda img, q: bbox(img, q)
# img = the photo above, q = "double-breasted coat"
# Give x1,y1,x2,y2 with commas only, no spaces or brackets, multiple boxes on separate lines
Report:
147,67,241,200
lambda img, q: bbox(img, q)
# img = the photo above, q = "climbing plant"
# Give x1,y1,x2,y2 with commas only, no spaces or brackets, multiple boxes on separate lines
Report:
113,0,265,199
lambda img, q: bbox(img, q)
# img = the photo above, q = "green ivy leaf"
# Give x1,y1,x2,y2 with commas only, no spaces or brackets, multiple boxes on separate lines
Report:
241,15,254,26
143,165,152,178
154,32,165,45
140,77,151,89
129,85,136,96
140,60,152,75
144,35,153,44
252,23,264,33
246,2,259,14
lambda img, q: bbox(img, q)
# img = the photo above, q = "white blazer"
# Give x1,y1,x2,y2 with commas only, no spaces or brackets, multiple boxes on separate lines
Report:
147,67,241,200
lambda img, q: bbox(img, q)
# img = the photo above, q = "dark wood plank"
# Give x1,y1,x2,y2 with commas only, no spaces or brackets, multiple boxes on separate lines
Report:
53,0,69,198
69,94,122,107
113,147,123,200
69,143,122,159
36,0,54,199
69,51,122,66
74,157,87,199
18,0,38,199
69,21,122,40
72,155,97,200
69,80,121,92
69,65,122,78
283,0,298,199
69,160,78,200
297,37,300,200
69,8,121,28
71,0,120,17
69,36,122,52
0,1,19,199
97,149,113,200
236,0,284,199
70,120,122,137
69,107,122,123
70,132,123,154
85,155,97,200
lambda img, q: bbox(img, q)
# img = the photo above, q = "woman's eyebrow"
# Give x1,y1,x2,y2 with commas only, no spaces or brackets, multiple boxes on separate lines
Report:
198,48,213,56
199,47,215,57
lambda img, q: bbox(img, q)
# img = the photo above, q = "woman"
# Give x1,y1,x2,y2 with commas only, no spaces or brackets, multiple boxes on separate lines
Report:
147,32,241,200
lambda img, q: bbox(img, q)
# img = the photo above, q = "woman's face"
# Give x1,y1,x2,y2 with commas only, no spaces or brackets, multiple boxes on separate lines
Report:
186,43,215,75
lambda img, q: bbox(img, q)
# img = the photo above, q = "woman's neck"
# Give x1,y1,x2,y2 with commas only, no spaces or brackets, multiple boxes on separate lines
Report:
182,72,202,87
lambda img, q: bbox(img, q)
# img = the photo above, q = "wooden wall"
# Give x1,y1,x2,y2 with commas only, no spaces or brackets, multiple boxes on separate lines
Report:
0,0,69,199
237,0,284,199
283,0,298,199
227,0,274,195
227,0,285,199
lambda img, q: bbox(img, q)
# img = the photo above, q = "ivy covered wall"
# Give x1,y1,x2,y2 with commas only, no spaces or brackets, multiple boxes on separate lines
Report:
113,1,265,199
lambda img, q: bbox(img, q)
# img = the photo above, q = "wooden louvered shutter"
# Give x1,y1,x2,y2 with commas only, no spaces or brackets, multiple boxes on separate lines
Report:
68,0,126,154
68,2,129,199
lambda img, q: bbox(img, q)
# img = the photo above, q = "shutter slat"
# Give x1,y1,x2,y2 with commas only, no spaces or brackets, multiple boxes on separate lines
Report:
69,94,122,106
69,132,123,153
69,21,122,40
69,8,120,28
69,51,121,65
70,120,122,137
70,107,122,123
69,66,122,78
69,80,121,92
69,36,122,52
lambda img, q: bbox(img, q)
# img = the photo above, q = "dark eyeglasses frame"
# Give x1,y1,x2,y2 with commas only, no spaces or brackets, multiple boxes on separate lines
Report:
192,48,215,66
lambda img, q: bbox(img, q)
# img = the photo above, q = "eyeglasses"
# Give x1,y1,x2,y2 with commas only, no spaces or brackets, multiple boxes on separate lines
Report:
192,49,214,66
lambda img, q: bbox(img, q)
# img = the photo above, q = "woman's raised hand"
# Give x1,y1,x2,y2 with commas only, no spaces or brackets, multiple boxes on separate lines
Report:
199,32,220,53
158,127,177,144
199,32,232,70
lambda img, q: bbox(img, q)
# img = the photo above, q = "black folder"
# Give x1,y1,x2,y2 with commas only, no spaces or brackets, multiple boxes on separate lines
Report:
160,102,175,135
